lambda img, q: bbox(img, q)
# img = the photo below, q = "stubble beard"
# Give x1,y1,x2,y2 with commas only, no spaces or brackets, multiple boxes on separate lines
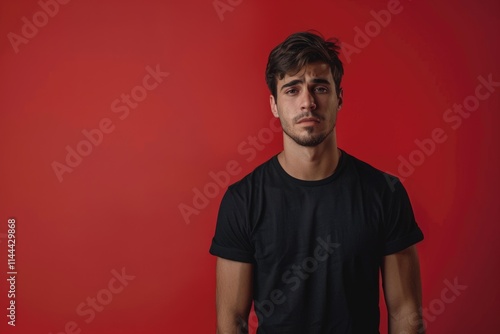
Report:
282,122,335,147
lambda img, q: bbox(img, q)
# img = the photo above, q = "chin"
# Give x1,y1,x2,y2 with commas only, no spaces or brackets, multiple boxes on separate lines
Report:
294,134,328,147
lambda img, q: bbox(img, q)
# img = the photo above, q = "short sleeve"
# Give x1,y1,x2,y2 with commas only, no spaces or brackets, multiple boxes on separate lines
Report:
382,177,424,255
209,187,254,263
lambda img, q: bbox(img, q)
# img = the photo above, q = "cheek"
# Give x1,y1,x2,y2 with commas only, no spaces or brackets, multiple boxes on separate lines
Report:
280,100,298,114
276,106,292,124
323,95,337,106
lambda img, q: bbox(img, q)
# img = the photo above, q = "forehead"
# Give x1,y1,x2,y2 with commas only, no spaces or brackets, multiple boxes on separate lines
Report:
279,62,333,84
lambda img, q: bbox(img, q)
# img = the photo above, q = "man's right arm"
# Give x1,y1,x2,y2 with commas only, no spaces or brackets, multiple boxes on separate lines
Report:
216,257,253,334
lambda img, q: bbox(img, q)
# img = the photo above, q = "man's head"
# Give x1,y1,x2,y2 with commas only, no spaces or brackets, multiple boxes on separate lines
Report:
266,31,344,102
266,31,344,147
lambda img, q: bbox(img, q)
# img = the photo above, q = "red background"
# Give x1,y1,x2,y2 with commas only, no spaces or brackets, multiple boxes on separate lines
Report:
1,0,499,333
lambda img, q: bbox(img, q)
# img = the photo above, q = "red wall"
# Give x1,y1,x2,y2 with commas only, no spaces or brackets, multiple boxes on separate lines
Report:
1,0,499,333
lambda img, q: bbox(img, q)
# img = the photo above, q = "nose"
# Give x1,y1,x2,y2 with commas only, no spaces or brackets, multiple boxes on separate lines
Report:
300,90,316,111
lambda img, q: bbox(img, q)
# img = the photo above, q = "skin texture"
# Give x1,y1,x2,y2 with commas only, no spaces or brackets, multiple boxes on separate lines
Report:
216,258,253,334
270,62,342,181
215,62,424,333
383,245,425,333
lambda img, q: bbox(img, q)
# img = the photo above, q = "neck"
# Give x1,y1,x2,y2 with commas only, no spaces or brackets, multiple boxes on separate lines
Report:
278,129,341,181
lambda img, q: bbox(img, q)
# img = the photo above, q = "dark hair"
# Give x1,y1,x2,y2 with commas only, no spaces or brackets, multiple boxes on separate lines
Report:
265,31,344,100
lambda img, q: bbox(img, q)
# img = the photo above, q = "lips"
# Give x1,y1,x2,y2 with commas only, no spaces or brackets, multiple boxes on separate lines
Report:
297,117,320,124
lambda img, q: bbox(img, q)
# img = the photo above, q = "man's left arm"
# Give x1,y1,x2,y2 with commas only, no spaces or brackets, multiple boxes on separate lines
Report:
382,245,425,334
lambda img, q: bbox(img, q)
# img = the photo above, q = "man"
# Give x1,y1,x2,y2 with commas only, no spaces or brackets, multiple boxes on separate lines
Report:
209,31,424,333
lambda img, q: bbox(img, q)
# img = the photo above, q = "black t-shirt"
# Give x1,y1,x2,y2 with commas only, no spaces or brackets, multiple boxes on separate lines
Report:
209,149,424,333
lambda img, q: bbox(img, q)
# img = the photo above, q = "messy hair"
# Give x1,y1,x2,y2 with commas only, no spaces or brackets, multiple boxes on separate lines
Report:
265,31,344,100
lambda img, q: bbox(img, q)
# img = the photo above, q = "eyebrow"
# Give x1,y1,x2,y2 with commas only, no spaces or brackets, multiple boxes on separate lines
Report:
280,78,331,91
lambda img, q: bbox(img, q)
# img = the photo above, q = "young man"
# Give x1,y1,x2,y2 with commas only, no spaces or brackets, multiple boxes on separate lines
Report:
209,31,425,334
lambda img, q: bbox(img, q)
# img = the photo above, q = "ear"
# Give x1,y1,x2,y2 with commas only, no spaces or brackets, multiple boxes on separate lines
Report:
337,88,343,110
270,95,279,118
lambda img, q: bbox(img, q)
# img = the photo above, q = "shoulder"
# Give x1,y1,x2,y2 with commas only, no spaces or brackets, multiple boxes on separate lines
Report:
226,155,276,198
342,151,413,218
342,150,402,193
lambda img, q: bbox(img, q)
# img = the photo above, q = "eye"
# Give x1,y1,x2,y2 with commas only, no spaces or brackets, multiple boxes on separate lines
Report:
314,86,328,94
285,88,298,95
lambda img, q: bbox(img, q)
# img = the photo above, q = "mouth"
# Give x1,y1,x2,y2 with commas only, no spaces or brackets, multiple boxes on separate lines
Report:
297,117,321,125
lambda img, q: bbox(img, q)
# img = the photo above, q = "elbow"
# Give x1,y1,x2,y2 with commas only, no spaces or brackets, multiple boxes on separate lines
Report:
216,315,249,334
388,303,425,334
